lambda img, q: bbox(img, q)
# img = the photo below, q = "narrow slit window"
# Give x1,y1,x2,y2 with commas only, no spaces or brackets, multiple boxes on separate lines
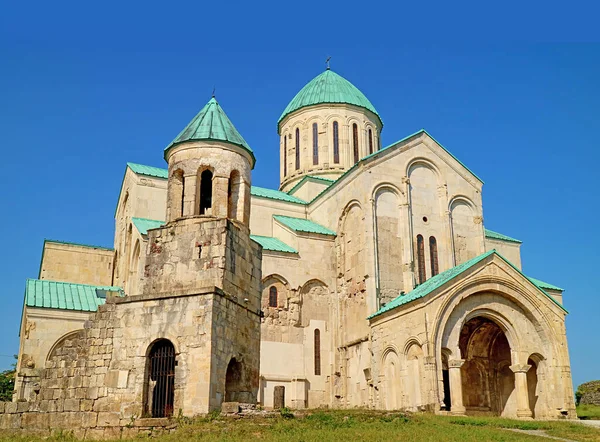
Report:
353,123,359,163
295,128,300,170
269,286,278,308
429,236,439,276
312,123,319,165
283,136,287,177
333,121,340,164
314,329,321,375
417,234,426,284
368,128,374,155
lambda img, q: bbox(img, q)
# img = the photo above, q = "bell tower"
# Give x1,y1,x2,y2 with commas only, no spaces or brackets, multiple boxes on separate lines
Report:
141,97,262,413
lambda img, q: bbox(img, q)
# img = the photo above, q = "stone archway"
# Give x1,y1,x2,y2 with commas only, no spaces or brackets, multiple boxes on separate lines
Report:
458,317,514,416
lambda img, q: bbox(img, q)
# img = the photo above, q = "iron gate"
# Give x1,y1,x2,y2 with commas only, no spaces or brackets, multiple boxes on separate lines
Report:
148,340,175,418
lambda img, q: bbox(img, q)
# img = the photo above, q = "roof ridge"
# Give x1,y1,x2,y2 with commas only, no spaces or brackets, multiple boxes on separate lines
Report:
44,239,113,251
131,216,165,223
26,278,122,290
484,228,522,244
369,249,567,320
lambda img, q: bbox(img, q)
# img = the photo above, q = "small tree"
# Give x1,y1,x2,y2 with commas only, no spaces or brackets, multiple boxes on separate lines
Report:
0,356,16,402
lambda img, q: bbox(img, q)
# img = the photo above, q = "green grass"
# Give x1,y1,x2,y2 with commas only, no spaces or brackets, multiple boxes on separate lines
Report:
578,404,600,420
0,410,598,441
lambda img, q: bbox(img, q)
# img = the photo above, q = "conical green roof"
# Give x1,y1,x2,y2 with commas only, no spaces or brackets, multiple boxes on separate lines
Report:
278,69,382,132
165,98,255,165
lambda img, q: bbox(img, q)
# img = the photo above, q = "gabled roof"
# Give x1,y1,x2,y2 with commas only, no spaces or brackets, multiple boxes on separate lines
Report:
309,129,482,206
278,69,382,132
251,186,307,204
485,228,522,244
165,97,255,166
287,175,337,196
528,277,564,292
250,235,298,254
273,215,336,236
25,279,123,312
127,162,168,180
132,218,165,236
369,250,567,320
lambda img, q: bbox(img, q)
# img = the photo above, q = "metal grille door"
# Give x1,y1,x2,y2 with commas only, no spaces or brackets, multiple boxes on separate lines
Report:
148,340,175,418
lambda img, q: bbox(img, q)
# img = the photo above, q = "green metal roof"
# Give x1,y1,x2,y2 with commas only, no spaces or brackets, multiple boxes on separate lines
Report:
127,162,168,179
165,98,255,165
44,239,113,251
25,279,123,312
273,215,336,236
287,175,337,196
251,186,307,204
250,235,298,253
369,250,567,319
485,228,522,244
528,277,564,292
278,69,382,132
132,218,165,236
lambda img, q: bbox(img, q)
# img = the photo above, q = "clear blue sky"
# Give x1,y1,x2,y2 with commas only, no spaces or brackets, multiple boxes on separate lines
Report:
1,3,598,390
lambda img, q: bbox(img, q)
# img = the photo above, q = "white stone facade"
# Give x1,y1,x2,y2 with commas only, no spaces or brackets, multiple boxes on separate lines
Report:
9,70,576,426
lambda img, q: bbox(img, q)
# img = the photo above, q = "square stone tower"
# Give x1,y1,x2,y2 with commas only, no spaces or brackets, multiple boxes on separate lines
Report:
136,97,262,414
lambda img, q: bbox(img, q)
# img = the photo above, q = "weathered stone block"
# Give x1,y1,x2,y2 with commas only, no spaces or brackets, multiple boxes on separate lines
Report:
221,402,240,413
22,412,50,429
63,398,80,412
4,402,17,414
80,399,94,412
81,411,98,428
0,412,21,429
97,412,120,427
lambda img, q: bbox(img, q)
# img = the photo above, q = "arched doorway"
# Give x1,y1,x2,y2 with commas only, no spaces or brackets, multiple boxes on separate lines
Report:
527,354,543,418
146,340,176,418
459,317,514,416
225,358,244,402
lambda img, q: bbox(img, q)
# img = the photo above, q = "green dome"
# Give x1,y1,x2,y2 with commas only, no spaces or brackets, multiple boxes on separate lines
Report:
278,69,382,132
165,97,255,166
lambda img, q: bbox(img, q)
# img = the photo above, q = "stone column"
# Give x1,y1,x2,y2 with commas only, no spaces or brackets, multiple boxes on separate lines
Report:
448,359,466,415
510,364,533,419
183,173,196,217
400,176,415,291
212,175,229,218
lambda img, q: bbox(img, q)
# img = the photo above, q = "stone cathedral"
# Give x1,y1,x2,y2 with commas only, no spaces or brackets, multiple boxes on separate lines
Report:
4,68,576,432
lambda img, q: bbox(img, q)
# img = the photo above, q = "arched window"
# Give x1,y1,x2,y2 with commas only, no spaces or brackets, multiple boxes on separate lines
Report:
429,236,439,276
417,234,426,284
227,170,240,220
314,329,321,375
312,123,319,165
268,286,278,308
333,121,340,164
199,169,213,215
368,128,374,155
295,128,300,170
146,339,175,418
283,136,287,176
352,123,359,163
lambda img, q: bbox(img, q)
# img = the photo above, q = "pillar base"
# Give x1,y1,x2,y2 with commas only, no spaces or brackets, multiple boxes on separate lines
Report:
450,407,466,416
516,409,533,419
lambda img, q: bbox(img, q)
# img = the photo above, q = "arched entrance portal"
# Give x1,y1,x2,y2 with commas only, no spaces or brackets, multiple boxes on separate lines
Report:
146,340,176,418
225,358,244,402
459,317,514,416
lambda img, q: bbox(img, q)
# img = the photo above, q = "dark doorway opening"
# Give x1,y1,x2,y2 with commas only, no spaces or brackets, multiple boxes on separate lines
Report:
146,339,175,418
